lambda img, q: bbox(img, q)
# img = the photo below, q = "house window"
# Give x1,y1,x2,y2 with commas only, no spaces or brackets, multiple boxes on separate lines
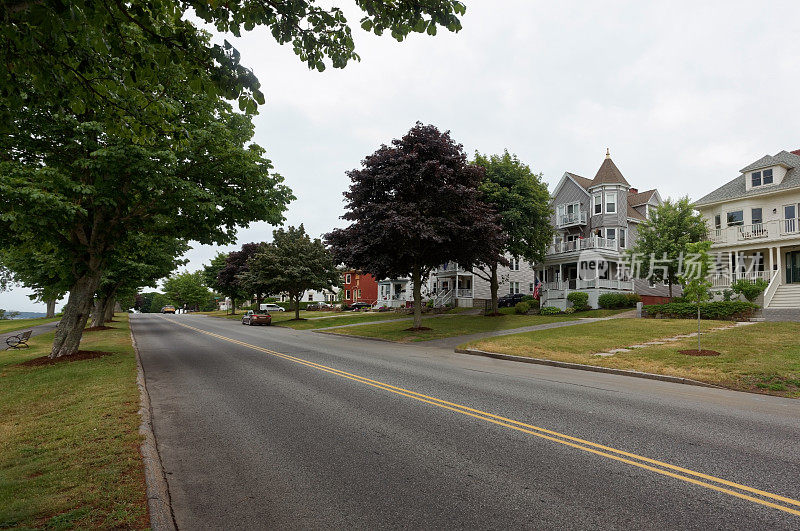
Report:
752,208,763,225
727,210,744,226
345,289,351,300
529,282,534,292
606,192,617,214
619,228,626,248
593,193,602,214
345,274,351,284
510,257,520,271
357,289,362,299
785,204,797,220
714,214,721,229
763,169,773,185
509,282,520,294
606,228,616,244
308,293,313,301
752,171,762,187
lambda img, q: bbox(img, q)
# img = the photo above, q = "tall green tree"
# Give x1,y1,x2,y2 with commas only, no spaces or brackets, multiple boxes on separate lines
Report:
203,243,264,315
680,241,713,352
2,1,466,138
326,123,504,329
0,79,292,358
629,197,708,297
248,226,338,321
163,271,212,311
472,151,552,315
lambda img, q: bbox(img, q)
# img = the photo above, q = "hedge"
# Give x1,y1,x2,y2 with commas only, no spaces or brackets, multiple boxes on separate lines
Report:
598,293,641,309
643,301,757,320
539,306,561,315
567,291,590,311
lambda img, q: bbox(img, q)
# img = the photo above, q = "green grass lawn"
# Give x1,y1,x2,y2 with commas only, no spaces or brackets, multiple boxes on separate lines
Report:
0,314,147,528
463,319,800,398
272,311,412,330
323,311,590,342
0,316,60,335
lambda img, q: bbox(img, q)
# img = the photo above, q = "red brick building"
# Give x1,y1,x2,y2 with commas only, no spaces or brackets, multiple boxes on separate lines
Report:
341,270,378,306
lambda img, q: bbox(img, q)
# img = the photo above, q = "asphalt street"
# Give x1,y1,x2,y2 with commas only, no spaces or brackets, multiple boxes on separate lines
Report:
132,313,800,529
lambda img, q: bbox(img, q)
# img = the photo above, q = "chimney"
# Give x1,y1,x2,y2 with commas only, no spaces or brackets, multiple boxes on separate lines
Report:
792,149,800,156
629,187,638,194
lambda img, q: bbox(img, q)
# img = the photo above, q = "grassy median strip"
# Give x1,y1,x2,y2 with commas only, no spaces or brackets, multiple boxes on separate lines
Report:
323,312,588,342
0,314,147,528
0,317,60,335
462,320,800,398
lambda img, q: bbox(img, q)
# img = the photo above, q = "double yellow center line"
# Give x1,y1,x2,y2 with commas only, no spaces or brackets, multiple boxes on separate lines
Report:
163,317,800,518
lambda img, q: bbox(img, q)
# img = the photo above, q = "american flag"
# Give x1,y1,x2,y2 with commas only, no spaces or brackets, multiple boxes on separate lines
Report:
533,276,541,300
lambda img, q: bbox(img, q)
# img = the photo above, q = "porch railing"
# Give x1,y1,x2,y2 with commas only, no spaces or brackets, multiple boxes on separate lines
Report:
736,223,768,241
709,228,726,243
781,218,800,235
456,289,473,298
557,211,587,228
547,236,620,255
764,270,781,307
542,279,633,291
710,270,769,288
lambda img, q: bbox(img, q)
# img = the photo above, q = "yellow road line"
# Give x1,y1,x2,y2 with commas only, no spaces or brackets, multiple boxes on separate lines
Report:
161,317,800,518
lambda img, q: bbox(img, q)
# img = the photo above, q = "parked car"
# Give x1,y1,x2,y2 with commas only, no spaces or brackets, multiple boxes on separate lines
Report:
161,305,176,314
350,302,371,310
242,310,271,326
260,303,285,312
497,293,526,308
306,302,332,311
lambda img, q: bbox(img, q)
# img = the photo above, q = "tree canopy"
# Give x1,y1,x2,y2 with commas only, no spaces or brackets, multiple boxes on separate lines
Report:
248,225,338,320
326,123,503,328
472,150,552,314
163,271,212,311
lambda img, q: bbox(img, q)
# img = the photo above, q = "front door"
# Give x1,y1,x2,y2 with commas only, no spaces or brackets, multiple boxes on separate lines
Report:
787,252,800,284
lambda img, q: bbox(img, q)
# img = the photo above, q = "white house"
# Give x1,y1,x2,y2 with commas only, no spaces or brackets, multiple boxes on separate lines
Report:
693,148,800,318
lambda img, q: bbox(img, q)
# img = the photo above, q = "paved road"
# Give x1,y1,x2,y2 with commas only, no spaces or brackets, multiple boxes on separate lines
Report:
0,320,59,343
132,314,800,529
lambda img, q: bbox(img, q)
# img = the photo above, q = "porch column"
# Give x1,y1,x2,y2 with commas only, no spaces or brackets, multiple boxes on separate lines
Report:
559,263,563,289
728,251,735,282
777,246,783,283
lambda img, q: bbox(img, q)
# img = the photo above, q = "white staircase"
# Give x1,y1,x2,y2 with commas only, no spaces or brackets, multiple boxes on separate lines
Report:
767,284,800,309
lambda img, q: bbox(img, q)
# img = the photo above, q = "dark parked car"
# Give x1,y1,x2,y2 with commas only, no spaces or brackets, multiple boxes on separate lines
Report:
498,293,526,308
350,302,371,310
306,302,332,311
242,310,271,326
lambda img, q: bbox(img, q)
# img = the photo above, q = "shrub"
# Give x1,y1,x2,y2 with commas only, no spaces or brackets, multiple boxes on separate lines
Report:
731,278,768,303
567,291,590,311
597,292,640,309
521,295,535,303
341,304,351,311
515,301,530,314
625,293,641,306
721,289,734,301
529,298,541,309
643,301,757,321
563,307,575,314
539,306,561,315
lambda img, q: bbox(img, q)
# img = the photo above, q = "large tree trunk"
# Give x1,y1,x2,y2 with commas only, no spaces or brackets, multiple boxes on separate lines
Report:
668,278,673,298
294,294,301,320
90,297,105,328
45,299,56,319
230,297,237,315
412,263,422,329
51,271,101,358
490,263,499,316
103,296,116,322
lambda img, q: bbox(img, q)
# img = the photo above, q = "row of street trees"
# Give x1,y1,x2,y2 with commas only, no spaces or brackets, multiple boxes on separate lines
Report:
326,123,553,328
2,1,464,357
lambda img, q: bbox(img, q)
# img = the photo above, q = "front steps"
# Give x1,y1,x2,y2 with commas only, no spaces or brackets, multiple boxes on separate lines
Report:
767,284,800,309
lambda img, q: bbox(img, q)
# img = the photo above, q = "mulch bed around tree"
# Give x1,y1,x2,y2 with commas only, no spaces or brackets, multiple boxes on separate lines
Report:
679,349,721,356
18,351,113,367
403,327,432,331
84,326,115,332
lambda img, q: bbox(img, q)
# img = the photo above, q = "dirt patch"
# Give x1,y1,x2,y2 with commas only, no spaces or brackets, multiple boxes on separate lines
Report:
18,351,113,367
679,349,721,357
403,326,432,332
84,326,115,332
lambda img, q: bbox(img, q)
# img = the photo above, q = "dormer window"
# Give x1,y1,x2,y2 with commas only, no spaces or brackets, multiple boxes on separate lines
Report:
752,169,774,187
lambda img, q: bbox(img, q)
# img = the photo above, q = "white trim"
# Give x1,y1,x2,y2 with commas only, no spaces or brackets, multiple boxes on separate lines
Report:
552,172,591,199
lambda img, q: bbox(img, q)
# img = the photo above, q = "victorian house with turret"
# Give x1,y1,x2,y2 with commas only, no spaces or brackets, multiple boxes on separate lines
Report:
538,151,670,310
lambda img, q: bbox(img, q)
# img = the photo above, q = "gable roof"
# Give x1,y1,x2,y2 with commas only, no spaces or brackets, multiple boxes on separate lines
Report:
627,205,646,222
627,189,658,206
566,172,593,190
694,150,800,207
589,156,631,188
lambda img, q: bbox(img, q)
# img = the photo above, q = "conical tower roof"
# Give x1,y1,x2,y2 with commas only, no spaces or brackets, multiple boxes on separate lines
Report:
589,149,630,188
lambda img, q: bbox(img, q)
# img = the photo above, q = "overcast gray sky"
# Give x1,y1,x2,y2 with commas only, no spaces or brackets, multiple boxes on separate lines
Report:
4,0,800,312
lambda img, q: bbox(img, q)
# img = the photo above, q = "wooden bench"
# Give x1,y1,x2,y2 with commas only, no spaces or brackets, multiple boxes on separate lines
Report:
5,330,32,350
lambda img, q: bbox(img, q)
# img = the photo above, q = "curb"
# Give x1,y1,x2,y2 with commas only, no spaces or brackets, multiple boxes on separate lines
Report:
131,327,177,531
312,329,403,343
454,347,721,389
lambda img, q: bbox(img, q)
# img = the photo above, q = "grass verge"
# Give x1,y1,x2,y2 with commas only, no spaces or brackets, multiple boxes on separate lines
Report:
0,314,147,528
462,319,800,398
0,317,60,335
323,311,590,342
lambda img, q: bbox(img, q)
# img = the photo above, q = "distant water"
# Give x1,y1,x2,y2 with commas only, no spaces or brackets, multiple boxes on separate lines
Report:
8,312,47,320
